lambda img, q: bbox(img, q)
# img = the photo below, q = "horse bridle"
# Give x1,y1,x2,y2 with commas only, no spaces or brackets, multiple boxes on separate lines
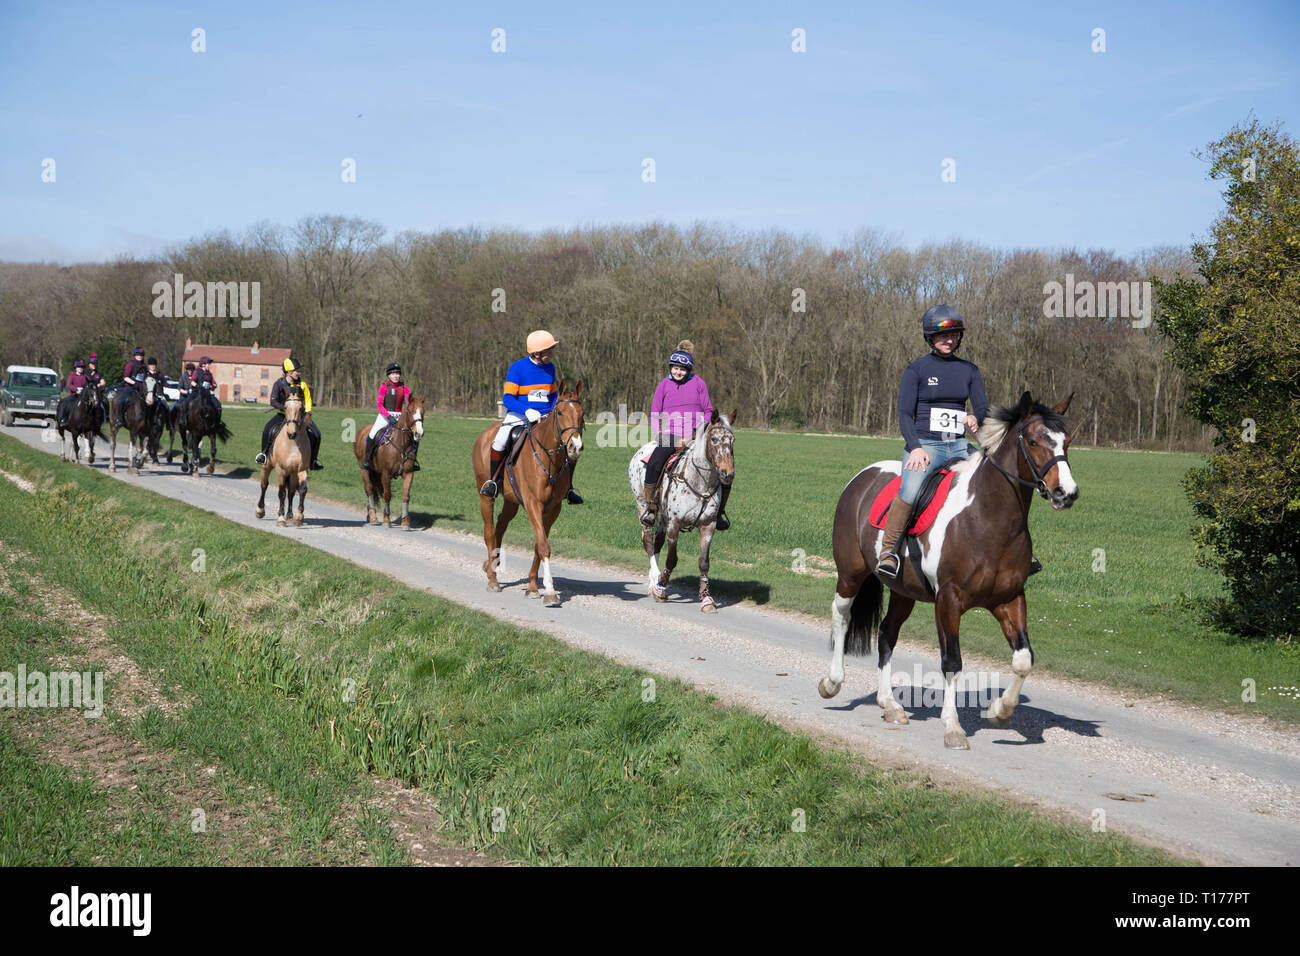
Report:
525,398,585,487
982,415,1068,498
378,404,421,471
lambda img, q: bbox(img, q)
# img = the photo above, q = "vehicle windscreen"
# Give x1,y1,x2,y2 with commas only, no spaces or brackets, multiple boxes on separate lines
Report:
9,373,58,389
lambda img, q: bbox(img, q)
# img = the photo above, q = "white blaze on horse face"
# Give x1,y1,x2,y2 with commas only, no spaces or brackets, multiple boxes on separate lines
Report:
569,432,583,459
1046,430,1077,497
413,410,424,438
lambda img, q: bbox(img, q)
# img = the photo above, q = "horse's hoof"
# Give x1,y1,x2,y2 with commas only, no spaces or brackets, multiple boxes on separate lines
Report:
255,508,265,519
401,518,411,530
986,698,1013,727
700,598,717,613
293,516,304,527
543,591,560,607
485,582,502,593
383,518,391,528
881,703,910,725
943,729,971,750
817,677,841,699
524,589,540,599
277,519,286,527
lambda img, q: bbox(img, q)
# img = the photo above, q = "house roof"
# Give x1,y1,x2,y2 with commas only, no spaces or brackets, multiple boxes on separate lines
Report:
183,344,291,366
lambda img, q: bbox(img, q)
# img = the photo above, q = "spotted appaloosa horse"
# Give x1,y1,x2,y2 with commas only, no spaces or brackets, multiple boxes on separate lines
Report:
818,392,1078,750
628,409,736,612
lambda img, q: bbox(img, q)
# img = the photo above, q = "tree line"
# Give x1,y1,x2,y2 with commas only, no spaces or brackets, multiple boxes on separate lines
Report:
0,220,1209,450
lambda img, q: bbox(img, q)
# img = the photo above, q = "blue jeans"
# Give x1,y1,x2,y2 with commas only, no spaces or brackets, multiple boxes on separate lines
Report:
899,439,971,504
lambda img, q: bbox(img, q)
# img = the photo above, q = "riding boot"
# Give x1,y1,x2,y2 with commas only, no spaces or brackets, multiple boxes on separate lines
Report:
565,459,583,504
1028,556,1043,576
361,435,376,470
309,424,323,469
715,483,733,531
876,495,914,579
480,448,504,497
410,438,421,471
640,479,660,526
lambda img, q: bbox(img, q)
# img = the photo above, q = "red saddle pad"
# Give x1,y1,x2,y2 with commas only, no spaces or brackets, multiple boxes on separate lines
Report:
869,470,956,536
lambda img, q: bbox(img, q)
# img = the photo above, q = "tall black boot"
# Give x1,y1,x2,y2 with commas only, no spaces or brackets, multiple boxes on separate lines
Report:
309,424,323,469
409,438,421,471
716,482,732,531
565,458,583,504
361,435,376,470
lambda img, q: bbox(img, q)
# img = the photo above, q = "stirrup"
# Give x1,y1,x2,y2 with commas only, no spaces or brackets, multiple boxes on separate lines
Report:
565,488,583,504
311,460,324,470
716,511,730,531
254,452,267,464
480,479,499,498
1028,556,1043,576
876,551,901,578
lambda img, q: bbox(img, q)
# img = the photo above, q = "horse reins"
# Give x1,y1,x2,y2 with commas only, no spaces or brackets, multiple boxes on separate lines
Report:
980,415,1067,498
523,398,584,489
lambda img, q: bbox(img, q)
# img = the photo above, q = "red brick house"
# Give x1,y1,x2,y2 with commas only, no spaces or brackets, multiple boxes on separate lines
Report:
182,339,291,404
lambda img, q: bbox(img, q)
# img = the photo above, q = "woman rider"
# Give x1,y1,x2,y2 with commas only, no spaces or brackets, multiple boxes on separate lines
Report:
642,339,731,529
876,305,986,578
254,358,324,470
361,362,420,471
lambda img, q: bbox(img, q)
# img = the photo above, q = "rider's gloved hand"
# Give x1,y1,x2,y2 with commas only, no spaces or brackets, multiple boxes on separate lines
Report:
525,408,541,424
387,413,399,424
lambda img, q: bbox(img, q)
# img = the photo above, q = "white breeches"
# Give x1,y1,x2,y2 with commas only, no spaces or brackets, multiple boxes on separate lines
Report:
492,412,527,451
369,413,393,439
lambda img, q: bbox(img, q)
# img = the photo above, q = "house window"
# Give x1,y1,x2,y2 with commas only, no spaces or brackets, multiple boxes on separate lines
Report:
234,367,242,378
260,385,268,397
261,367,269,379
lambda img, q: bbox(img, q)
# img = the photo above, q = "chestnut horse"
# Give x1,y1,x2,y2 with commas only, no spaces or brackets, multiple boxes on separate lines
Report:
472,381,585,606
353,394,426,528
818,392,1078,750
256,387,311,527
628,408,736,612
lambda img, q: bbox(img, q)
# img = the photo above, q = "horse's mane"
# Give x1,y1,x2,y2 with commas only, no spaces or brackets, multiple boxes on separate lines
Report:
947,400,1066,475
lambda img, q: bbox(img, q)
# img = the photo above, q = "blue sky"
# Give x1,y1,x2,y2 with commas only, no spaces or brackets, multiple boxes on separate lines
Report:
1,0,1295,263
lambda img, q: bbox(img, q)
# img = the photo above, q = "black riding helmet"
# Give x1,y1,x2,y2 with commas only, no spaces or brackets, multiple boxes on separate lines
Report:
922,304,965,350
386,363,402,375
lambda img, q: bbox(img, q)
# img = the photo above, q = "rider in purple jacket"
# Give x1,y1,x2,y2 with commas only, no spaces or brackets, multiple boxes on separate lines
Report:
643,339,731,529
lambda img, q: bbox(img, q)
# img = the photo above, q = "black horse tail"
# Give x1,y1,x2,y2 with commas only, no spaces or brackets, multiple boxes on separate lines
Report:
214,421,232,443
844,576,884,657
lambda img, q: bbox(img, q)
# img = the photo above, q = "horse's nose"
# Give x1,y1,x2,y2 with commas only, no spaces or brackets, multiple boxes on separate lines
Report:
569,435,583,458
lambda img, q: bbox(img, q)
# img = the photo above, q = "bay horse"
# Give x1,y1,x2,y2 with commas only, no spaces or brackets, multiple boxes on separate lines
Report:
176,384,232,476
256,387,310,526
56,382,107,466
108,374,166,474
472,381,585,606
818,392,1078,750
627,409,736,612
352,394,426,528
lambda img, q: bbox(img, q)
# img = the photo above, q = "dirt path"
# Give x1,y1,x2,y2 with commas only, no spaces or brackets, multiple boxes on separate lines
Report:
5,421,1298,865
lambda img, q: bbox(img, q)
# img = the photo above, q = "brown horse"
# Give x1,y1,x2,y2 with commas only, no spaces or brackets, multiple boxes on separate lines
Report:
472,381,585,606
818,392,1078,750
628,409,737,612
174,385,232,476
256,387,311,527
353,395,426,528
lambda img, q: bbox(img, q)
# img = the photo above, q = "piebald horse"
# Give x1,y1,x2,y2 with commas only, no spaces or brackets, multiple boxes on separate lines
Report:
818,392,1078,750
628,409,736,612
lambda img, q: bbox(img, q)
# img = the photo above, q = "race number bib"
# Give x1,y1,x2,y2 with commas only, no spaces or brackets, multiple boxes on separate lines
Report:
528,388,549,403
928,407,963,435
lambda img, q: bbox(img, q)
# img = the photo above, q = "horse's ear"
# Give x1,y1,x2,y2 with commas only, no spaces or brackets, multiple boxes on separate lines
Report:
1017,390,1034,418
710,408,720,424
557,378,567,395
728,407,738,427
1053,392,1074,416
574,380,584,399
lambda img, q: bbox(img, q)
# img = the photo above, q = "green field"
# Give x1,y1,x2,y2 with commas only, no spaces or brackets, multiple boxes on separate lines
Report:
186,404,1300,724
0,433,1185,865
